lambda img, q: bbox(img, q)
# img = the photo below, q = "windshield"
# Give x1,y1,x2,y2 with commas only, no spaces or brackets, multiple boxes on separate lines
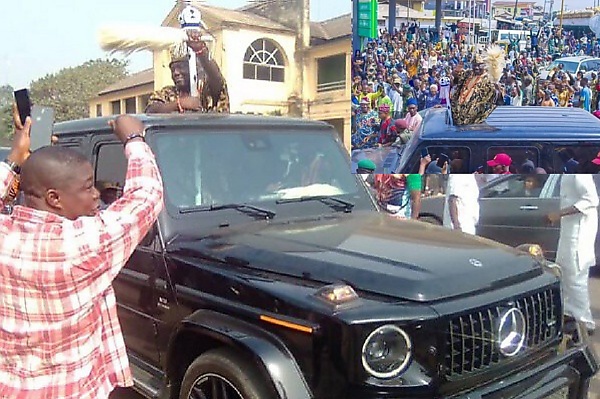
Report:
549,60,578,73
151,128,372,215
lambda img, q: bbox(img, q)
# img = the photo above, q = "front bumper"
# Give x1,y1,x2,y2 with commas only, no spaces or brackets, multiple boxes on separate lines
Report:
344,331,598,399
449,340,598,399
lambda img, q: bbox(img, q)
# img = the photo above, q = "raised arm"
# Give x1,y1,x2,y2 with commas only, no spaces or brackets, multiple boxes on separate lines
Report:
0,105,32,207
71,116,164,296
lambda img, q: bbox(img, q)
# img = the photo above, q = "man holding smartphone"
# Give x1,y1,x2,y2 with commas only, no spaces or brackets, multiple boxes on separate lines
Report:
0,107,163,398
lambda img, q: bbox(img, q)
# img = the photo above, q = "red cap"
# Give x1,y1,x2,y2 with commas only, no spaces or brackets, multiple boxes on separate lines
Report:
592,151,600,165
379,103,391,112
394,119,409,130
487,153,512,167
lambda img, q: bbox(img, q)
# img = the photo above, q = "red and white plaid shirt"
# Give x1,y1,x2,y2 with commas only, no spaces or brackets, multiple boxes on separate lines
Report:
0,142,163,399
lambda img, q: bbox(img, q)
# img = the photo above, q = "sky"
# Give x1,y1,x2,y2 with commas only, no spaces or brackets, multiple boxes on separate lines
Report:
0,0,350,88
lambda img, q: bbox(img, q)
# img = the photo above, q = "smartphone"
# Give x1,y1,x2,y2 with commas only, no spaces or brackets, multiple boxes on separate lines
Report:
29,105,55,151
421,148,429,158
14,89,31,125
436,153,449,168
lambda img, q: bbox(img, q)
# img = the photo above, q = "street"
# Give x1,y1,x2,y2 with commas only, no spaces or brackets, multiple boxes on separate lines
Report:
588,269,600,399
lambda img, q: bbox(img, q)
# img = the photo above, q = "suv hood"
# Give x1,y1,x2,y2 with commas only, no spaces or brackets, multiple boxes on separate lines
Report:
169,212,543,302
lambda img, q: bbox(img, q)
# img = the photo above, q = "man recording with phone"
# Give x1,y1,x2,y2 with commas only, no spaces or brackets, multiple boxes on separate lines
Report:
0,107,164,398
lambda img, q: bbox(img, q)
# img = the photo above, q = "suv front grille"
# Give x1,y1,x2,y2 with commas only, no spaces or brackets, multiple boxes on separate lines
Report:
444,287,561,378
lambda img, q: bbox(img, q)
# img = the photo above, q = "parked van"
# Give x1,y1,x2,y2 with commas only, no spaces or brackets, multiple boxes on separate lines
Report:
491,29,529,51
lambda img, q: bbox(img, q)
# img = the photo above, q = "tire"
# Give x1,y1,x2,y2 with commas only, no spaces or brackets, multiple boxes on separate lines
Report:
179,347,277,399
418,215,443,226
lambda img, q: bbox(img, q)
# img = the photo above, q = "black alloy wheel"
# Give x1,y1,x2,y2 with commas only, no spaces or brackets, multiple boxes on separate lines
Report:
179,348,277,399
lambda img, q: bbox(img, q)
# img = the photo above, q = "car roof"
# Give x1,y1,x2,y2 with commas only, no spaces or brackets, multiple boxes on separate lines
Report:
418,106,600,141
53,113,332,137
555,56,600,62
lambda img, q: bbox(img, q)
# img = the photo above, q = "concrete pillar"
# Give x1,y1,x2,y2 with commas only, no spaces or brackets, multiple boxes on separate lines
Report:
389,0,397,34
353,0,360,53
436,0,443,33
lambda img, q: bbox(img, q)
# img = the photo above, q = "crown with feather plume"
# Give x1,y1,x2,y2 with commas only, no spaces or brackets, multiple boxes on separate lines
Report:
483,45,504,83
97,1,213,61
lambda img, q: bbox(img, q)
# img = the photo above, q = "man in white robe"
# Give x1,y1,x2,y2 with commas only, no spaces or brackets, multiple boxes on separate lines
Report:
548,175,599,335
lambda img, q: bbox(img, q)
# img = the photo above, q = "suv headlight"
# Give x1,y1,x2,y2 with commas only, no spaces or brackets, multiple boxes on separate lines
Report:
361,325,412,379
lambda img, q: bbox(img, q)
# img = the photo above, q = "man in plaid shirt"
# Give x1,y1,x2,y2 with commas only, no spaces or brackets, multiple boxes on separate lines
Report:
0,110,163,398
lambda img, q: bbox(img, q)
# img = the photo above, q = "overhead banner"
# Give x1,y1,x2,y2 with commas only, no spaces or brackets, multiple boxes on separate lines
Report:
358,0,378,39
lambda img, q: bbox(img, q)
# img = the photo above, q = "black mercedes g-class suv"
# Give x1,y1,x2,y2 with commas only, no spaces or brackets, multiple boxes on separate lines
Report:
54,114,598,399
351,106,600,174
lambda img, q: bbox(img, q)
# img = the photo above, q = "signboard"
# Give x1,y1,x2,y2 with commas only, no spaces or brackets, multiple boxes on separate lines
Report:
357,0,378,39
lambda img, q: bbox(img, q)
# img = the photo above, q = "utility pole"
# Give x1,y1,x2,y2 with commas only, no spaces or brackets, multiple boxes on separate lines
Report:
352,0,360,53
488,4,493,39
558,0,565,33
390,0,397,35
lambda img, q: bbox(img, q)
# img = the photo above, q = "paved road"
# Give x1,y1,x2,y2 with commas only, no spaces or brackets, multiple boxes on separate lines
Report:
588,268,600,399
109,387,143,399
112,271,600,399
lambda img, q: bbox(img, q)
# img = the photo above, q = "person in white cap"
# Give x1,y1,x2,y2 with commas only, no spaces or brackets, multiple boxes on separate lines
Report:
547,175,599,336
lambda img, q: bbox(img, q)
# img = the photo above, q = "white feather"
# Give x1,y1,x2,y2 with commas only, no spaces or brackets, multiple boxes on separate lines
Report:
98,25,188,55
484,45,505,83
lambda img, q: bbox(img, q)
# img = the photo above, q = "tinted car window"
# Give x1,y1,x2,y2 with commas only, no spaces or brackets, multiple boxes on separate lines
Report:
95,143,127,187
152,130,365,210
485,146,540,174
481,175,549,199
95,143,127,205
410,145,471,173
554,145,600,173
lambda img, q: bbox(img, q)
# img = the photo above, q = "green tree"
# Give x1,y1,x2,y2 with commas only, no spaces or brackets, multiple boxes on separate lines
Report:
30,59,128,122
0,84,14,146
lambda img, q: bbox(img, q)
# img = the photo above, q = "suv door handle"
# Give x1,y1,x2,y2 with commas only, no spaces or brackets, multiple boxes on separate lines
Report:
519,205,539,210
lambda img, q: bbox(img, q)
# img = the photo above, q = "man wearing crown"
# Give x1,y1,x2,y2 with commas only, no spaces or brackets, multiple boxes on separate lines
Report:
450,53,501,126
146,30,229,114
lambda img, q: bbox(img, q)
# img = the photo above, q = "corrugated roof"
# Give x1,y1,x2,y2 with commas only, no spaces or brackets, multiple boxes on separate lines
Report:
164,1,348,40
98,69,154,96
311,14,351,41
493,1,536,5
162,1,293,33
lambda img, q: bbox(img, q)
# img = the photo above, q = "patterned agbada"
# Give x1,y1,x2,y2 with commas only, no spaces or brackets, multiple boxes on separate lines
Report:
146,81,230,114
0,142,163,399
352,110,380,149
451,70,498,126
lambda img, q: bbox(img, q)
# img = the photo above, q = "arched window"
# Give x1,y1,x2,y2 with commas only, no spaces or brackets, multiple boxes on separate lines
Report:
243,39,285,82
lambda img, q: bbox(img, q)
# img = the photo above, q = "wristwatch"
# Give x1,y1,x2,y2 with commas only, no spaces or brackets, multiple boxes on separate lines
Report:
124,133,145,146
2,159,21,175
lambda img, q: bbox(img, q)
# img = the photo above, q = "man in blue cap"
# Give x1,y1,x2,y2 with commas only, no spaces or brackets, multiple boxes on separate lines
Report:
404,98,422,133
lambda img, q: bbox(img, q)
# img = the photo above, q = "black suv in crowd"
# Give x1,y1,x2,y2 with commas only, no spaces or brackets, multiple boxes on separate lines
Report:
54,114,598,399
352,106,600,174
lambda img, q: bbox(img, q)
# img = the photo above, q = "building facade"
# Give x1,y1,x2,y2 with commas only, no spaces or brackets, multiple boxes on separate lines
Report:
89,0,352,149
492,1,536,17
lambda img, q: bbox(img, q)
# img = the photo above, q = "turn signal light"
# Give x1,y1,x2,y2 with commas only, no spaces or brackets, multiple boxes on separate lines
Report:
315,284,359,305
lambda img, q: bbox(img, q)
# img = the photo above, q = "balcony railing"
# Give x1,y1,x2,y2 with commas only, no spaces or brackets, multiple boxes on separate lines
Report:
317,80,346,93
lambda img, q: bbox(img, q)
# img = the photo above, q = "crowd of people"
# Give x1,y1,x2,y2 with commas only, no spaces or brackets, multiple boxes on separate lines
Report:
351,23,600,152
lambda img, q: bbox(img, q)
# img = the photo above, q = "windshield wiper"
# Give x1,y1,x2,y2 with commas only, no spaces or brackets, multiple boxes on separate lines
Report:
179,203,276,219
275,196,354,213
